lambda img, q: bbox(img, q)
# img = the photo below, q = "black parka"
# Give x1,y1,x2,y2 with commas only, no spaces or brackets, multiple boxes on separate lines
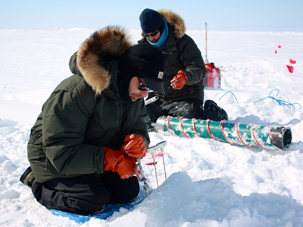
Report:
139,9,207,102
28,27,150,183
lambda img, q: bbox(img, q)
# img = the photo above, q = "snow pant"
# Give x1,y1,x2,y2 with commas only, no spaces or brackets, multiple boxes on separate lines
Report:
31,171,139,215
146,97,227,130
146,98,205,124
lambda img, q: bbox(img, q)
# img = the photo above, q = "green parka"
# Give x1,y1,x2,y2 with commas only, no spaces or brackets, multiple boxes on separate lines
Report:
139,9,207,102
28,27,150,183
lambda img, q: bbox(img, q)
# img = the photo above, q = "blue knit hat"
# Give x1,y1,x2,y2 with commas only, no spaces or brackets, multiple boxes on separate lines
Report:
139,8,165,34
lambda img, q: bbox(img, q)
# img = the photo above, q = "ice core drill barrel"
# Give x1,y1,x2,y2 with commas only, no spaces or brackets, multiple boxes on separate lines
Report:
155,116,292,150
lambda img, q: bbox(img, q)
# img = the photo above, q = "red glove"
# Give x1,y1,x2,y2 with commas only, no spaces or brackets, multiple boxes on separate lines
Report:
122,134,147,159
104,147,136,179
170,70,187,89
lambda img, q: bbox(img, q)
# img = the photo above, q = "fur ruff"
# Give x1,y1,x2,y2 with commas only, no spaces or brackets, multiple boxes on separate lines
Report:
77,26,131,95
158,9,186,38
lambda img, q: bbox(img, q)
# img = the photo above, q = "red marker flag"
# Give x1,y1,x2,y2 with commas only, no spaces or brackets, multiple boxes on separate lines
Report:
275,50,277,54
278,45,282,48
286,65,294,73
289,59,296,64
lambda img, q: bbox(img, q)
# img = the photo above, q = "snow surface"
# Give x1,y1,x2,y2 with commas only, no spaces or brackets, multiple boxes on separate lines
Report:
0,28,303,226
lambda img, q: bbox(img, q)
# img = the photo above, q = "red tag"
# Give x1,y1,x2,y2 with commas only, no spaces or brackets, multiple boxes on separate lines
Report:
289,59,296,64
275,50,277,54
278,45,282,48
286,65,294,73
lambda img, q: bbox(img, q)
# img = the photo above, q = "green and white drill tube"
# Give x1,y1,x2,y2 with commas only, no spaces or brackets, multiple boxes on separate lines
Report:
155,116,292,150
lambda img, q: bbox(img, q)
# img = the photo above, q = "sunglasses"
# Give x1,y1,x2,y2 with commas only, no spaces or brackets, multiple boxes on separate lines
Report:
144,30,159,38
138,78,151,91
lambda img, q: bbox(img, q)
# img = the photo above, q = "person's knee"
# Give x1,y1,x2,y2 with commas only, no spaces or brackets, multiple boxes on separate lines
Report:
112,176,139,203
146,100,164,123
76,190,110,214
125,177,140,201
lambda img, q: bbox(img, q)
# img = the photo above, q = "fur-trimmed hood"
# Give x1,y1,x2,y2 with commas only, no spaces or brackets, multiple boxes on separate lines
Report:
158,9,186,38
76,26,131,95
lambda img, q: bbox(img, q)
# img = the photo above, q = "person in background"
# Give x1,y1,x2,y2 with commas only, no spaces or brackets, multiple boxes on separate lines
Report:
19,26,165,215
138,8,228,131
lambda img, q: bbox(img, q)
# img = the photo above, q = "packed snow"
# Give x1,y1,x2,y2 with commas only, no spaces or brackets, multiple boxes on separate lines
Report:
0,28,303,226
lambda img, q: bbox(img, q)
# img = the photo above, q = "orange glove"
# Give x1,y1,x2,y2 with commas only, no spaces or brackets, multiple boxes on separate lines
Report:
104,147,136,179
122,134,147,159
170,70,187,89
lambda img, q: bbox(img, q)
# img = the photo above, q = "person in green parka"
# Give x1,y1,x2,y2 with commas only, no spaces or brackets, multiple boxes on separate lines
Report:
19,26,165,215
138,9,228,131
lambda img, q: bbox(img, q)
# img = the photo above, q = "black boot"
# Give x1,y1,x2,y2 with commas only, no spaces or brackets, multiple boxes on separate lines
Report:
204,100,228,121
20,166,35,187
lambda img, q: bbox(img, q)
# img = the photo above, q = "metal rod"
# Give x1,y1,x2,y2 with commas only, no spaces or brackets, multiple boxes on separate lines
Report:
147,141,168,192
136,159,151,199
205,22,209,63
160,147,167,185
151,153,160,191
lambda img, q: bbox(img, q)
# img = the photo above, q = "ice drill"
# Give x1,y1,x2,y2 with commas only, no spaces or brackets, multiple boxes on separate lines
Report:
155,116,292,150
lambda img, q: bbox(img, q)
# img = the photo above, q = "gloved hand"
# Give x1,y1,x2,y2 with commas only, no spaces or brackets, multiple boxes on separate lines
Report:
104,147,136,179
170,70,187,89
122,134,147,159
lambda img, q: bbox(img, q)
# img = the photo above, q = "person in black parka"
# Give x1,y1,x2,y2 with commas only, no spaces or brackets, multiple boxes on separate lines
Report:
138,9,228,131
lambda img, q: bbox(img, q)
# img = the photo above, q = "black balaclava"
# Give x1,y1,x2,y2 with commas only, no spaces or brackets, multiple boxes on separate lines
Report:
117,63,133,103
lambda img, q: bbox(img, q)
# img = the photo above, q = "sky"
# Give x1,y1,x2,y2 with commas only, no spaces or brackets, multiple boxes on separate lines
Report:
0,0,302,32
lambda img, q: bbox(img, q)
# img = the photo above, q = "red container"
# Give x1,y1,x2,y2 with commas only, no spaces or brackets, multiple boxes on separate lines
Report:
204,63,221,89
